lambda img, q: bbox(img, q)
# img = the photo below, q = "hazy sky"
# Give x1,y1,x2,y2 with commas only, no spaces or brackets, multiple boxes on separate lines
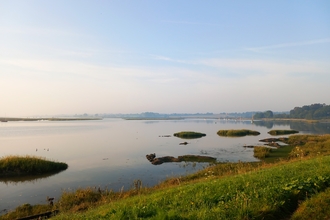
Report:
1,1,329,116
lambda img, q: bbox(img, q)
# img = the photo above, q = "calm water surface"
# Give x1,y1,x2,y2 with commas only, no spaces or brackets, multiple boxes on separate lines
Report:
1,118,329,212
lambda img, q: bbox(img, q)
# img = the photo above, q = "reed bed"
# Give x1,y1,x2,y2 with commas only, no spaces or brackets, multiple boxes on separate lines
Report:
0,155,68,177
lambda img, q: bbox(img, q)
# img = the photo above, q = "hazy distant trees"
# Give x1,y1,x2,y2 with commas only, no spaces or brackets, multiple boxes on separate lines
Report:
254,103,330,120
254,110,274,119
290,103,330,119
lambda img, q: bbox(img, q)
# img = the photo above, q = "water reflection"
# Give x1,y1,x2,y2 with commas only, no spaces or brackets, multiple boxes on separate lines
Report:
253,120,330,134
0,170,66,185
290,122,330,134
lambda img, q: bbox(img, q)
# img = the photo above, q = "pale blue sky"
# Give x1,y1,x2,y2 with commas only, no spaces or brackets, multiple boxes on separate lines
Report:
0,1,329,116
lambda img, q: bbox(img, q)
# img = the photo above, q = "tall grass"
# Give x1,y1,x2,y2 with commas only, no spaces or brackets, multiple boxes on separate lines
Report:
254,146,272,159
0,155,68,176
291,187,330,220
0,203,54,220
288,134,330,159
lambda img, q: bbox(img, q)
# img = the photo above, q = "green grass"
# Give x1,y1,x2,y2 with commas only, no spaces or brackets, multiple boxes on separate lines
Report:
0,155,68,177
217,129,260,137
173,131,206,139
291,187,330,220
50,156,330,220
0,203,56,220
268,129,299,135
253,146,272,159
261,145,295,163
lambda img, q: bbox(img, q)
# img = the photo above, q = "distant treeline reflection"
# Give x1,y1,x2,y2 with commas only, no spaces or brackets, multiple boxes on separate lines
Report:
253,121,330,134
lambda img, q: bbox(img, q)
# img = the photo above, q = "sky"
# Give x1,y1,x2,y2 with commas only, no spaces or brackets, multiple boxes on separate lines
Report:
0,1,329,116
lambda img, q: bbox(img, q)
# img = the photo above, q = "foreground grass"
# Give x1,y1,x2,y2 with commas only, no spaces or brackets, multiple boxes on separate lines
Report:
0,155,68,177
52,156,330,220
291,187,330,220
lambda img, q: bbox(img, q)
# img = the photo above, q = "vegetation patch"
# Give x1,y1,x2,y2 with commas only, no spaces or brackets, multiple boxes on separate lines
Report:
146,153,216,165
173,131,206,139
217,129,260,137
0,203,56,220
47,156,330,220
253,146,272,159
0,156,68,177
291,187,330,220
268,129,299,135
288,134,330,159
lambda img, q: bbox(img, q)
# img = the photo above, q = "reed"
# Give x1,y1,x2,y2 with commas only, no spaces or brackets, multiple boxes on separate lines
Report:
253,146,272,159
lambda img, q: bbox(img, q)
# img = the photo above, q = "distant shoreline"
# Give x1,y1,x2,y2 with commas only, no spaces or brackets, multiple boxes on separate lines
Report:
0,117,102,122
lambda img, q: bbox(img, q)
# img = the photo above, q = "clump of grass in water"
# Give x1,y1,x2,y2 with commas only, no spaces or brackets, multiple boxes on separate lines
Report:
0,155,68,176
173,131,206,139
217,129,260,137
268,129,299,135
254,146,272,159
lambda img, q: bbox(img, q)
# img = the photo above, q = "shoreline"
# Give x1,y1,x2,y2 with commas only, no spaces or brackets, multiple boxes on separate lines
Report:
0,117,102,122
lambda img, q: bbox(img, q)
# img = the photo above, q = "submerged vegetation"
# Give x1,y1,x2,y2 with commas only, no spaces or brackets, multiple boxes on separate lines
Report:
217,129,260,137
0,156,68,177
268,129,299,135
173,131,206,139
2,134,330,219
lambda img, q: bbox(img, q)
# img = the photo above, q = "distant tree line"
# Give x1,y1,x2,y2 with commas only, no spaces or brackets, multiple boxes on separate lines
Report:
254,103,330,120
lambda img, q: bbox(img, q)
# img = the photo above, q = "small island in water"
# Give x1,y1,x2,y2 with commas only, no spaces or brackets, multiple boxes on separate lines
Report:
217,129,260,137
173,131,206,139
0,156,68,177
268,130,299,135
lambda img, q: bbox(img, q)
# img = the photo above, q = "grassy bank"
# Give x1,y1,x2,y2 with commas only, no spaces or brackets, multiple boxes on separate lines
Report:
0,156,68,177
2,134,330,219
49,156,330,220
